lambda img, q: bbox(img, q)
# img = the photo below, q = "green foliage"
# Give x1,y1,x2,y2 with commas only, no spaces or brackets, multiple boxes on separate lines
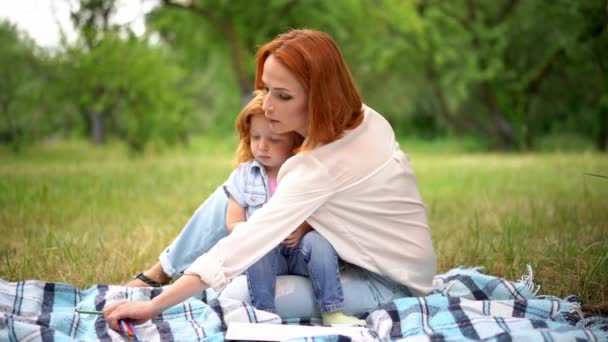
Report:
69,0,118,48
1,1,606,152
145,0,330,133
145,6,240,134
310,0,607,150
0,21,52,151
63,32,196,152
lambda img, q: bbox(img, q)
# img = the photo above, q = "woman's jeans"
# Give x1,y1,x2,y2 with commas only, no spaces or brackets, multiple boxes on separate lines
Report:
158,185,412,317
246,231,344,313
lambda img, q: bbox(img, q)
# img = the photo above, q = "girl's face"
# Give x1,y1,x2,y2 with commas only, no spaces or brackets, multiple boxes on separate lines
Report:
249,114,295,175
261,55,309,137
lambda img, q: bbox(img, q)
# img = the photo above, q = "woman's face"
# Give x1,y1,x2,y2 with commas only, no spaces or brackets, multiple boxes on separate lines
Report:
261,55,309,137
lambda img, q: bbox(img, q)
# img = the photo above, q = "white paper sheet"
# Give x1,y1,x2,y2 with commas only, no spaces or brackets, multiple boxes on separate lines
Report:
225,322,374,341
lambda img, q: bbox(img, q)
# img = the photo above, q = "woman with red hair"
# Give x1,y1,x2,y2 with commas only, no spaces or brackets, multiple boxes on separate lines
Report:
105,29,437,328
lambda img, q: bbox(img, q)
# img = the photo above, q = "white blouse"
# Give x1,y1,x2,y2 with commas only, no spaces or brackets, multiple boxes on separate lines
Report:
186,106,437,296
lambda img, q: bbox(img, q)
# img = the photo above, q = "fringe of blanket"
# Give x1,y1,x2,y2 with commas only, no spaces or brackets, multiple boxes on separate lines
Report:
564,295,586,325
522,265,587,326
520,264,541,296
523,264,607,324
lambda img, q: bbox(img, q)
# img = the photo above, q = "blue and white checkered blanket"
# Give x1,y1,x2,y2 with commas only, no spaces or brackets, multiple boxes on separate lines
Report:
1,267,606,341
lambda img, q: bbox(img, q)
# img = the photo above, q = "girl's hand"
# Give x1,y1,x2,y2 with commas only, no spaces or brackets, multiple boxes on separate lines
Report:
282,222,312,248
103,300,160,330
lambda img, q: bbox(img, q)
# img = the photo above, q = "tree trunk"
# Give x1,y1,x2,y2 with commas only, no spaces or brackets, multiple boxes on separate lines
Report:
597,105,607,152
223,23,252,101
482,82,515,149
1,101,21,152
424,58,489,135
1,101,16,143
433,1,517,149
163,0,253,103
89,109,106,145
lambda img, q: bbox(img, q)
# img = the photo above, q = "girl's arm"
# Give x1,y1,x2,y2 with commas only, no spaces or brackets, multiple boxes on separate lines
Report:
283,221,313,247
226,196,246,233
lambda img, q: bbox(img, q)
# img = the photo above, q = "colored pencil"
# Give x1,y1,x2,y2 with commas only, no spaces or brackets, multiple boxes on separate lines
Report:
119,319,134,340
127,321,141,341
76,308,139,341
75,309,104,315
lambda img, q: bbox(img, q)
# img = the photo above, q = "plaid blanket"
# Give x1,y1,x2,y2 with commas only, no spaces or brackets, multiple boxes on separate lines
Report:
1,266,606,341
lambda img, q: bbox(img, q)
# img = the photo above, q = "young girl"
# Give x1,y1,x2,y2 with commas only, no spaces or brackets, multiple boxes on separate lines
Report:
227,91,364,326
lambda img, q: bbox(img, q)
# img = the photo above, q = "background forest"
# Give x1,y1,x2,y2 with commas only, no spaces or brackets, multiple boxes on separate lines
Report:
2,0,607,153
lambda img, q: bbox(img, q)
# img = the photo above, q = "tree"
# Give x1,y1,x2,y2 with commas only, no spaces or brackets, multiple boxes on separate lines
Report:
154,0,328,98
61,0,198,152
64,32,195,152
359,0,607,150
0,21,45,151
146,0,328,124
68,0,119,144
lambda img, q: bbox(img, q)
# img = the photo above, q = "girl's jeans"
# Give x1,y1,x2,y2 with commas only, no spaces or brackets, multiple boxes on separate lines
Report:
246,231,344,313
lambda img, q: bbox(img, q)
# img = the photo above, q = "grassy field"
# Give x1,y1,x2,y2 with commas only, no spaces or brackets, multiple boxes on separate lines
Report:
0,138,607,306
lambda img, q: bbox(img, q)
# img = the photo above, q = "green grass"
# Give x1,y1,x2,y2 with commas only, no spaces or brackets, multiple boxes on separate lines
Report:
1,138,607,306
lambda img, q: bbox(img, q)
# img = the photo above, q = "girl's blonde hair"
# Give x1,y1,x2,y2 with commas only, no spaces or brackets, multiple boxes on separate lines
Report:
233,90,304,166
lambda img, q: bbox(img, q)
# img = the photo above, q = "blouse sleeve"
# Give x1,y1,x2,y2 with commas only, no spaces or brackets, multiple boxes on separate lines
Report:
185,155,337,290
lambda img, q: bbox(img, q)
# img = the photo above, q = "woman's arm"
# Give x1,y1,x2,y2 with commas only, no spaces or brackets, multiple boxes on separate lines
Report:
226,196,246,233
105,156,334,329
104,274,208,329
187,156,336,290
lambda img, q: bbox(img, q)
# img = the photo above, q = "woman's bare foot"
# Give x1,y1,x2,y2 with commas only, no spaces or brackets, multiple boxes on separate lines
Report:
124,262,172,287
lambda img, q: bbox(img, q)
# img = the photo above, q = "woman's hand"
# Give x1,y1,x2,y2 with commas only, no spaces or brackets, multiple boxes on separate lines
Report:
103,300,161,330
282,222,313,248
105,274,209,331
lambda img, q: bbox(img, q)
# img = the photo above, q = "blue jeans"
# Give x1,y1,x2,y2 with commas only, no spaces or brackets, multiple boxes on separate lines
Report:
159,186,229,278
246,231,344,313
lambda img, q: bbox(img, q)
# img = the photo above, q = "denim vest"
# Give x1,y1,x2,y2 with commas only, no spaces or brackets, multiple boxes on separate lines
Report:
222,160,270,220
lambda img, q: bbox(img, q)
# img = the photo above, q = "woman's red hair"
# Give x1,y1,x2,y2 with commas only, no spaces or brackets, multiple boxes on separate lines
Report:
255,29,363,151
234,90,304,166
